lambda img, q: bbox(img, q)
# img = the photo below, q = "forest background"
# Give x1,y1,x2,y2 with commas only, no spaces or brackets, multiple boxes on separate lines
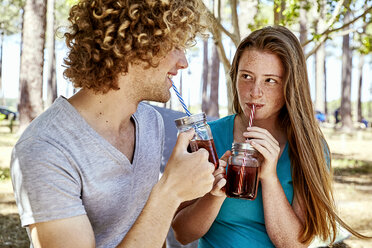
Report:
0,0,371,247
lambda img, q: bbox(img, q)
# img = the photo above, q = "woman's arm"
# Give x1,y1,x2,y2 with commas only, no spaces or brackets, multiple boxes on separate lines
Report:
261,176,307,248
172,192,225,244
172,151,231,245
245,127,306,248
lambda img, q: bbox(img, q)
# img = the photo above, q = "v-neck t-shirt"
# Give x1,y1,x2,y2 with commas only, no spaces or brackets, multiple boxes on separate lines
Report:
11,96,164,247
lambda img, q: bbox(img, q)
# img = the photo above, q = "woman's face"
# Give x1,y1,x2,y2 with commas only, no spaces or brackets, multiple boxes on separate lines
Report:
236,49,285,123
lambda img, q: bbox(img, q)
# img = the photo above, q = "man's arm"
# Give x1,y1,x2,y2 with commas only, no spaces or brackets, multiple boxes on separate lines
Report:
28,184,180,248
29,215,95,248
28,129,215,248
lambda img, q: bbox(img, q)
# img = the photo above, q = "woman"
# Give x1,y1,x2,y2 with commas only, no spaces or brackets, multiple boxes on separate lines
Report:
172,26,368,247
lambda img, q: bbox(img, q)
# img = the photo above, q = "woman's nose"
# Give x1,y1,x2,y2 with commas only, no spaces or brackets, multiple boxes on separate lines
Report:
250,83,263,98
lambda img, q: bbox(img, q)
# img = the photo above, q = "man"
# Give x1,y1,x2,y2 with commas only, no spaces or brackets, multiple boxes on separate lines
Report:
11,0,218,247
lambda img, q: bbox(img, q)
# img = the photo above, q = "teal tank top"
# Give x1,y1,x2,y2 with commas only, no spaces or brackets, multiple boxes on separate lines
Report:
199,115,293,248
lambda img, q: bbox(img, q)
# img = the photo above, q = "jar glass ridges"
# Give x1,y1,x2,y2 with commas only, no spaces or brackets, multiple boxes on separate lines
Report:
225,142,261,200
174,113,219,170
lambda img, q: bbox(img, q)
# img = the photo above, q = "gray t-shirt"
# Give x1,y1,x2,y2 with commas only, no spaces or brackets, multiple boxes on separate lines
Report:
11,96,164,247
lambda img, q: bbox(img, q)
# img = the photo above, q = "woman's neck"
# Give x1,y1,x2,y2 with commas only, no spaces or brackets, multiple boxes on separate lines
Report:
234,113,287,146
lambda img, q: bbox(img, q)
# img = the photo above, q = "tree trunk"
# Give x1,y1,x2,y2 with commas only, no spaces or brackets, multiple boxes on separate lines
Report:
315,43,326,114
299,0,308,46
18,0,47,132
46,0,57,107
357,54,364,122
202,39,209,113
206,43,220,118
324,56,327,116
340,8,353,130
274,0,285,25
0,32,4,106
314,0,326,114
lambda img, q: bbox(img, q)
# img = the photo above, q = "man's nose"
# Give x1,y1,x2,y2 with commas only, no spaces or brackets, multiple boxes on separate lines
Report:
177,50,188,69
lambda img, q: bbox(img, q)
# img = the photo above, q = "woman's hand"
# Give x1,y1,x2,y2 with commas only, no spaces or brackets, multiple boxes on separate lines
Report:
243,127,280,180
210,151,231,197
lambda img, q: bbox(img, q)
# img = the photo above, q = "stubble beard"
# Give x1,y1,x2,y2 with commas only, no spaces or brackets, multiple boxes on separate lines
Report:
139,85,171,103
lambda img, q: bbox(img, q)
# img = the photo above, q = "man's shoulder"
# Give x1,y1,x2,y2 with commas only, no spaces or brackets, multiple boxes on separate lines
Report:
15,97,77,152
17,100,64,144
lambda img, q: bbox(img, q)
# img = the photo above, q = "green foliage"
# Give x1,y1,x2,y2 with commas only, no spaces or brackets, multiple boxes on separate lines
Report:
248,1,272,31
66,0,78,6
0,0,25,35
354,20,372,54
281,0,300,26
0,167,10,181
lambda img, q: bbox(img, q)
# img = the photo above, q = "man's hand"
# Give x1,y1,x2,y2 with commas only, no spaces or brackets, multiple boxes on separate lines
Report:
161,129,215,203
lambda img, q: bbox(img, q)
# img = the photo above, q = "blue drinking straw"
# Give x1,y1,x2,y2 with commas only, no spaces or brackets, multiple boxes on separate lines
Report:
171,79,191,116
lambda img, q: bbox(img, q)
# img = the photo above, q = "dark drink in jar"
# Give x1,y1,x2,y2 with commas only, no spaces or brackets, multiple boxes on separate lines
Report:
175,113,219,170
225,142,261,200
189,139,219,170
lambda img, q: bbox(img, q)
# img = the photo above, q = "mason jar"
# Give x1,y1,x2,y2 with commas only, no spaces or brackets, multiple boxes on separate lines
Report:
174,113,219,170
225,142,262,200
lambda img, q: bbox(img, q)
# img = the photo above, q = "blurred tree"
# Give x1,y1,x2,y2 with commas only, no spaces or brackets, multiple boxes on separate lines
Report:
313,0,327,115
201,0,371,115
303,1,372,59
207,43,220,118
18,0,47,132
202,39,209,113
355,17,371,122
299,0,309,45
340,0,353,130
0,0,24,105
45,0,57,107
357,53,365,122
203,0,221,118
274,0,286,24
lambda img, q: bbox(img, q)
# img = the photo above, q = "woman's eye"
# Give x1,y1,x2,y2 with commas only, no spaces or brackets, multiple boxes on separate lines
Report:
242,74,252,80
266,78,277,84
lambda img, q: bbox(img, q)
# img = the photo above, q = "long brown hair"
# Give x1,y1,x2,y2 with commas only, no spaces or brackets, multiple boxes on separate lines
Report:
230,26,368,244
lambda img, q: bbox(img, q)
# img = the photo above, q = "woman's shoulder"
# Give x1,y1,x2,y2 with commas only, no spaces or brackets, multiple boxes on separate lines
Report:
208,114,236,129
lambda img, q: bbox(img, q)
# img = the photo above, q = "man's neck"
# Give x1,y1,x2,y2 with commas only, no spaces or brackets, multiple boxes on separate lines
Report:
68,87,138,135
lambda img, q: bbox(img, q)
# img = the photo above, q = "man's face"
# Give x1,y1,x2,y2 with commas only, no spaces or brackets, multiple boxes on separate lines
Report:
129,49,188,103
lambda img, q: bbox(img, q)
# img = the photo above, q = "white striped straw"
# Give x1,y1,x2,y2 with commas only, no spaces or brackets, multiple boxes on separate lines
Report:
171,79,191,116
248,104,256,128
238,104,256,195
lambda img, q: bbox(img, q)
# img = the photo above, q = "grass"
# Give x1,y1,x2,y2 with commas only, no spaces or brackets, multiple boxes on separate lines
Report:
0,125,372,247
333,158,372,174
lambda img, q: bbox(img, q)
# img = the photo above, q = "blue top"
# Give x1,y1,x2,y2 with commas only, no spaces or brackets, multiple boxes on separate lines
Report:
199,115,293,248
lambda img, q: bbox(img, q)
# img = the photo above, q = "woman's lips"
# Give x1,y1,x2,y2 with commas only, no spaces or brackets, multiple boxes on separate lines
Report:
247,103,264,109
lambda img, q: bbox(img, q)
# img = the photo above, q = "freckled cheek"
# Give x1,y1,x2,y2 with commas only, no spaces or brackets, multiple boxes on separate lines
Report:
269,93,286,110
237,83,251,99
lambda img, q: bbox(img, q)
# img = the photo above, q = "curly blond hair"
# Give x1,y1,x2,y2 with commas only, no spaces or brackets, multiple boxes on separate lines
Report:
63,0,206,93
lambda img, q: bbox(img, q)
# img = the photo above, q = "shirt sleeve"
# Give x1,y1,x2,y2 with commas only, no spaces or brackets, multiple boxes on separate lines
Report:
11,138,86,227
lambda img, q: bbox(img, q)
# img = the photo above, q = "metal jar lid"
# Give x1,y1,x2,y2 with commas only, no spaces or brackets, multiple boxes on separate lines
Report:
231,142,256,152
174,112,206,128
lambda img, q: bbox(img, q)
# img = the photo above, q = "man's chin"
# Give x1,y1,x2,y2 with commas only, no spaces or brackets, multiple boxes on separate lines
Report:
146,94,171,104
